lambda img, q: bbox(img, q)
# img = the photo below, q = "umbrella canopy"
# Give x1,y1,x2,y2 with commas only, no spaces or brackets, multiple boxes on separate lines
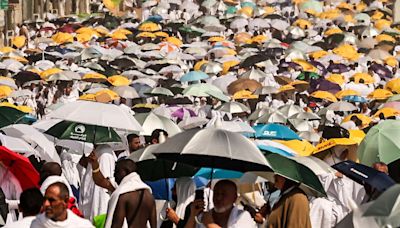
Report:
227,79,262,95
0,146,39,190
111,86,139,99
134,112,182,136
358,120,400,166
194,168,243,179
333,160,395,194
180,71,209,82
327,101,358,112
252,124,301,140
47,101,143,132
0,106,27,128
217,101,250,113
45,120,121,144
152,128,271,172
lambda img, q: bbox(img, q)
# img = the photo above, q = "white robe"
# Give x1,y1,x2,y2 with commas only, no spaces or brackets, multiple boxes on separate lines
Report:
79,145,116,220
196,206,257,228
31,210,94,228
3,216,35,228
105,172,151,228
174,177,196,228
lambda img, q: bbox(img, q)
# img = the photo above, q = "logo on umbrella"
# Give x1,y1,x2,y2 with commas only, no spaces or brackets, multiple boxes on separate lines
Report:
263,131,277,136
75,125,86,134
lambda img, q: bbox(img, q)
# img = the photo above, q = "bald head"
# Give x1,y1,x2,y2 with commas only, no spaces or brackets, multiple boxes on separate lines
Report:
213,180,237,213
114,159,137,184
40,162,62,185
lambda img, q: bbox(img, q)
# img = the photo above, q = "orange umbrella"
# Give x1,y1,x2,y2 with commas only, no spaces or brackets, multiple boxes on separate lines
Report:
310,91,338,102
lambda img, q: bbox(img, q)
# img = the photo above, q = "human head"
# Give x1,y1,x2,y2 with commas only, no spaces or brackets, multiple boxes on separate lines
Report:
40,162,62,185
114,159,137,184
372,162,389,174
150,129,168,144
213,180,237,213
19,188,44,217
127,133,141,152
43,182,69,221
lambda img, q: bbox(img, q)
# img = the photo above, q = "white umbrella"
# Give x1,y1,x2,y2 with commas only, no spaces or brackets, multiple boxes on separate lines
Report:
0,134,38,156
212,74,237,94
112,86,139,99
1,124,60,164
254,86,278,95
249,108,270,121
239,68,268,81
9,89,34,98
47,100,143,132
47,71,81,81
151,128,271,172
219,120,255,134
298,131,320,142
135,112,181,136
0,79,17,89
289,119,314,132
178,116,209,130
230,18,248,29
278,104,303,118
271,19,290,31
257,111,287,124
327,101,357,112
218,101,250,113
290,156,335,176
291,112,321,120
200,62,223,74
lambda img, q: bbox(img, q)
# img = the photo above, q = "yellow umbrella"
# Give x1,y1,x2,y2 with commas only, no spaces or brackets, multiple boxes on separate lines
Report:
165,37,183,47
313,138,357,155
309,50,328,59
103,0,119,11
95,27,110,36
293,19,312,29
351,73,375,84
9,56,29,64
327,74,346,85
208,36,225,42
0,47,15,53
337,2,352,10
376,34,396,43
137,32,156,38
348,129,366,144
138,22,160,32
324,27,343,36
368,89,393,100
0,86,13,97
110,32,128,40
222,60,240,75
40,68,62,79
344,14,355,23
385,57,398,67
356,1,367,11
343,114,372,126
27,68,41,75
76,27,101,36
335,89,360,99
304,9,318,16
278,85,296,93
310,91,338,102
82,72,107,82
371,11,384,21
94,89,119,100
52,32,74,44
319,10,340,19
289,80,309,92
79,94,96,101
375,19,392,30
154,31,169,38
333,44,360,61
292,59,317,72
373,107,400,118
251,35,267,44
133,103,159,109
232,90,258,100
0,102,18,108
275,139,315,156
263,6,276,15
234,32,252,44
76,33,93,43
12,36,26,48
113,28,133,35
107,75,130,86
386,78,400,93
16,105,33,113
194,60,208,71
238,6,253,17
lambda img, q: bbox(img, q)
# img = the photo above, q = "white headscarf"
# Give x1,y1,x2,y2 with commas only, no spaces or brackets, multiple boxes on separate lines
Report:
174,177,196,225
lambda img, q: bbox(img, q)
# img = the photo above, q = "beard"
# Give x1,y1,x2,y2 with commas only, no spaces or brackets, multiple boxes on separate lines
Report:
213,205,232,213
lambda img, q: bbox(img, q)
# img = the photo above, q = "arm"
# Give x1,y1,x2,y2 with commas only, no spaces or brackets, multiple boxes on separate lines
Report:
184,200,205,228
111,197,126,228
88,152,115,193
150,195,157,228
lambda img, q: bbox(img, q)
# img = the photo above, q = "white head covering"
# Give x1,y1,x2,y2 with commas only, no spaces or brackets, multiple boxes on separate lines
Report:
174,177,196,225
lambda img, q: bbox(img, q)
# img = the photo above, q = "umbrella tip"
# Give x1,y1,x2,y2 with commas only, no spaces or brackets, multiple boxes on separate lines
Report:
159,132,167,144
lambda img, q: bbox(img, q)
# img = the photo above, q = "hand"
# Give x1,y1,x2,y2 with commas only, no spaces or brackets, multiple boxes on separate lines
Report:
166,208,180,224
88,151,99,170
190,199,205,217
78,154,89,168
253,213,265,224
335,172,343,178
202,211,214,225
259,203,271,216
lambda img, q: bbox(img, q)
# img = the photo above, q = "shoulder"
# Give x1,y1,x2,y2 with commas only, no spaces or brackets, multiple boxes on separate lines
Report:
231,207,256,227
68,210,94,227
286,188,309,203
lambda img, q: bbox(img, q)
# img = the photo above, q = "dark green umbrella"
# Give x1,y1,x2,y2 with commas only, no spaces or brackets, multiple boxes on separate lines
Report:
258,152,326,197
129,145,199,181
45,120,121,144
0,107,27,129
296,71,321,81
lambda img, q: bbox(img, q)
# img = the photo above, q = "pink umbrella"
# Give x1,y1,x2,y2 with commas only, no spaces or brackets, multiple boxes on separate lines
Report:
384,102,400,110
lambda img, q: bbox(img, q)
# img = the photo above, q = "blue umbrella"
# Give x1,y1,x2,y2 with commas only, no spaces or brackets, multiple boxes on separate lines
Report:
145,178,175,200
343,95,368,103
241,1,256,8
194,168,243,179
333,160,395,194
252,124,301,140
146,15,163,23
180,71,209,82
257,145,295,157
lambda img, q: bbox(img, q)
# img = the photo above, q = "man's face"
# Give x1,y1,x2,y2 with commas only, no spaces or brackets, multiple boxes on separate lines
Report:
129,137,141,152
43,186,67,220
213,183,236,213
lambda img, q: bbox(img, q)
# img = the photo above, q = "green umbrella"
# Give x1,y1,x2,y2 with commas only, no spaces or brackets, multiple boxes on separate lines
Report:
387,94,400,102
358,120,400,166
257,152,326,197
45,121,121,144
297,71,320,81
0,107,27,129
183,83,223,97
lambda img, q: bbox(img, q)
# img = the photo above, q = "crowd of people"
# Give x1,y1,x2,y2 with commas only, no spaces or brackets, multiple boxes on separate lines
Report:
0,0,399,227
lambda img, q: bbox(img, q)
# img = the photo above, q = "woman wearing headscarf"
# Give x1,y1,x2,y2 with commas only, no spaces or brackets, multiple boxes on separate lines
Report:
162,177,196,228
266,175,312,228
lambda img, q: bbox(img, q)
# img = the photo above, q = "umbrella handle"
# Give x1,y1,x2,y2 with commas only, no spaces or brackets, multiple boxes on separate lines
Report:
159,201,171,221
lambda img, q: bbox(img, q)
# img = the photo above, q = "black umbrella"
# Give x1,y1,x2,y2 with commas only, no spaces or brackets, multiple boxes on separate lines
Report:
110,58,136,70
13,71,41,85
27,53,60,63
321,125,350,140
240,54,270,68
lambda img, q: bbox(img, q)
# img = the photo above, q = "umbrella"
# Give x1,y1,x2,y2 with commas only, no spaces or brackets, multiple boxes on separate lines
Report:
327,101,357,112
0,107,27,128
257,111,287,124
134,112,182,136
152,128,271,172
227,79,262,95
258,152,326,197
288,119,314,132
358,120,400,166
47,100,143,132
278,104,303,118
45,121,122,144
291,112,321,120
252,124,301,140
343,95,368,103
180,71,209,82
178,117,209,130
183,83,223,97
310,91,338,102
171,107,197,120
194,168,243,179
145,87,174,97
255,140,297,157
298,131,321,143
217,101,250,113
333,160,395,194
0,134,38,156
0,146,39,190
111,86,139,99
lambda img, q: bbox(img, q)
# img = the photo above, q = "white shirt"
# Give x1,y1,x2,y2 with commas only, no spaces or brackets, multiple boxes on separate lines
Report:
197,206,256,228
3,216,35,228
